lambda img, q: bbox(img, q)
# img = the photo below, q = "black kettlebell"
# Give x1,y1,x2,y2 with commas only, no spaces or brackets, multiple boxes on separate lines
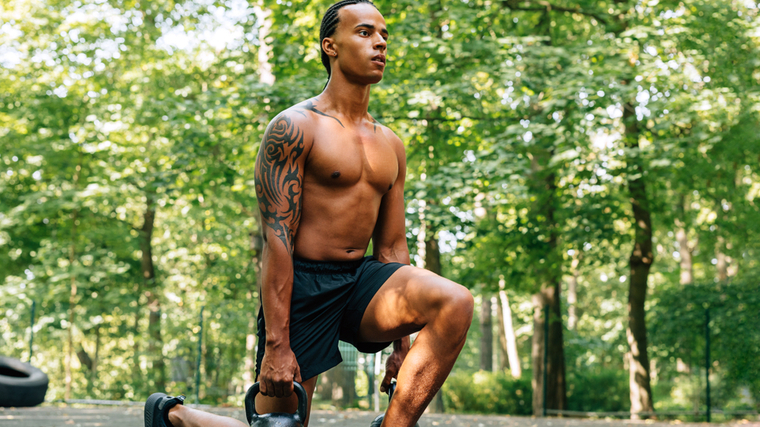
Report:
244,381,307,427
370,381,420,427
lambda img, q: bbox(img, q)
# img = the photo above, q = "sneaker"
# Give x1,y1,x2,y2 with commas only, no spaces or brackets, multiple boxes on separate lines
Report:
144,393,185,427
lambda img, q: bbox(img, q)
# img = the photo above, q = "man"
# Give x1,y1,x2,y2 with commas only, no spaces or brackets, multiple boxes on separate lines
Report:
144,1,473,426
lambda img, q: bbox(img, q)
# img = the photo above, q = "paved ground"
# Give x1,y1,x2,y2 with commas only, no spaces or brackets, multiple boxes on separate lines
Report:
1,406,758,427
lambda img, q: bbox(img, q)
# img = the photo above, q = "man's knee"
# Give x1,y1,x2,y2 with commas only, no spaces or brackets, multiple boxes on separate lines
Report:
426,278,474,328
448,283,475,327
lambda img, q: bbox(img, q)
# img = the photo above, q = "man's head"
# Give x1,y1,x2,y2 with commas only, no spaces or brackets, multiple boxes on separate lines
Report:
319,0,388,85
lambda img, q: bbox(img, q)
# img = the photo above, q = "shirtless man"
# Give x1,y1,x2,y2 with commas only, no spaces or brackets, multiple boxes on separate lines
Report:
144,1,473,426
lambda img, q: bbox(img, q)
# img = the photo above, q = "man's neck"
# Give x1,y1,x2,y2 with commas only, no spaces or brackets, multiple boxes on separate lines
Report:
319,73,372,124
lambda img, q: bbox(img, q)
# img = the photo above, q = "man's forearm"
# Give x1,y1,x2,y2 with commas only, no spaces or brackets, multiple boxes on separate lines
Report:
260,243,294,346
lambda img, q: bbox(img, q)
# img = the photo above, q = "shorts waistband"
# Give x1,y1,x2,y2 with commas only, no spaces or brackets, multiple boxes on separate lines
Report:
293,256,366,274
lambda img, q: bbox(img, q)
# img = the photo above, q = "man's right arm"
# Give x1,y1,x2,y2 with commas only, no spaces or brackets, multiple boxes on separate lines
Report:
254,111,311,397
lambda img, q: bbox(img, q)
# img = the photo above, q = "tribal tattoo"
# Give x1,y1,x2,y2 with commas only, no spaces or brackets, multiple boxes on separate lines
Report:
255,114,306,254
299,100,345,128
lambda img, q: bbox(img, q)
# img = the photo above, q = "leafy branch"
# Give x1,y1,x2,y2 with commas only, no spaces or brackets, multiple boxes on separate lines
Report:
501,0,608,25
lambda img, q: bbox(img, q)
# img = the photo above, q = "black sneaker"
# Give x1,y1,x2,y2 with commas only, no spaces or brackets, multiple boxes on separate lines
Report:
144,393,185,427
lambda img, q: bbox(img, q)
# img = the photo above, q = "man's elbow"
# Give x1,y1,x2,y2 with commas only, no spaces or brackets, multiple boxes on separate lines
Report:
261,230,294,257
377,244,410,265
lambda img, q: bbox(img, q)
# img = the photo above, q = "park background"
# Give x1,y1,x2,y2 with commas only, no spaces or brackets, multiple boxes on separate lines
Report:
1,0,759,421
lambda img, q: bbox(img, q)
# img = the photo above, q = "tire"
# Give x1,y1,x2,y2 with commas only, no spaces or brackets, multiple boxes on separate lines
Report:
0,355,49,407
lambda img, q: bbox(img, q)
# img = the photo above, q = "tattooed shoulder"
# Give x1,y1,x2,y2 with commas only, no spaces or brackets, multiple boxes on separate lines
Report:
254,113,309,253
297,100,344,128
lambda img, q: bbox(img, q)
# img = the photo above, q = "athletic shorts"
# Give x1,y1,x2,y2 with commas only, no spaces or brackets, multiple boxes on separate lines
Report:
255,256,406,381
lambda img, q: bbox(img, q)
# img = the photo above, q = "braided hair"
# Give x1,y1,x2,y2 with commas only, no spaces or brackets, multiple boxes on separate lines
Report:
319,0,377,84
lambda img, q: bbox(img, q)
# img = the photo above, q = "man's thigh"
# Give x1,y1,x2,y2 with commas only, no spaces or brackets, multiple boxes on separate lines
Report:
357,265,472,343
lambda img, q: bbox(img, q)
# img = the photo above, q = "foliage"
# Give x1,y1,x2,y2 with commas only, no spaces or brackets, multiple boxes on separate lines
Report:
566,367,630,412
442,370,533,415
650,278,760,400
0,0,759,415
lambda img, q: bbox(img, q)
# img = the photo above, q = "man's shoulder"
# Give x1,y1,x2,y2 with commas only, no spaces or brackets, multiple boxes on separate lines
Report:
267,100,318,130
269,97,346,129
375,121,405,155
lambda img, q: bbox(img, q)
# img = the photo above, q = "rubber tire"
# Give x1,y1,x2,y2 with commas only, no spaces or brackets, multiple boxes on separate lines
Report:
0,355,49,407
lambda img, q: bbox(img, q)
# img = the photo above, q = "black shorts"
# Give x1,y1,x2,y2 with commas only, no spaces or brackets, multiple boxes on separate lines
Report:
255,256,405,381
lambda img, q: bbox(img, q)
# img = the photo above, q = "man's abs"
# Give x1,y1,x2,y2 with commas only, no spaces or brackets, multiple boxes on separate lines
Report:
293,181,387,261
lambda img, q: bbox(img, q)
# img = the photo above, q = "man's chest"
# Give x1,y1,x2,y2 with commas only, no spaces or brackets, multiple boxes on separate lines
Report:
305,129,398,194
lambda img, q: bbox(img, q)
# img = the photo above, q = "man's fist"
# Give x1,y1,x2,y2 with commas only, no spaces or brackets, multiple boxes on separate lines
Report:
380,349,405,393
259,345,302,398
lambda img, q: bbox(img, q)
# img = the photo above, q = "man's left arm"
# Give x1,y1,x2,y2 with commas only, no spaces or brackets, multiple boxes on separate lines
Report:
373,131,410,265
372,131,411,393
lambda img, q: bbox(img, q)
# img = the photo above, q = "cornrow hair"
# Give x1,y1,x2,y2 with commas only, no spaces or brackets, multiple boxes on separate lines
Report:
319,0,377,85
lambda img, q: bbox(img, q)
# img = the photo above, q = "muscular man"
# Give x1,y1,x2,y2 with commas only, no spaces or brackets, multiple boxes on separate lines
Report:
144,1,473,426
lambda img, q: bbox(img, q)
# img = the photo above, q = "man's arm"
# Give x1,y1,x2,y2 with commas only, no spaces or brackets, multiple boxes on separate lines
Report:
254,111,311,397
372,130,412,393
372,131,410,265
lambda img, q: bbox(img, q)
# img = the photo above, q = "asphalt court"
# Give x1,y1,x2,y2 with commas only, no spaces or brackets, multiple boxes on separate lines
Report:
2,405,758,427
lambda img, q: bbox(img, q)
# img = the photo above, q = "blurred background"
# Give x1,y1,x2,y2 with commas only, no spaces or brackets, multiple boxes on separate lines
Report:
1,0,758,421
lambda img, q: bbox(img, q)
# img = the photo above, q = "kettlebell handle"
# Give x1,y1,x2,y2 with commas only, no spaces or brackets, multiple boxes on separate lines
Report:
244,381,308,425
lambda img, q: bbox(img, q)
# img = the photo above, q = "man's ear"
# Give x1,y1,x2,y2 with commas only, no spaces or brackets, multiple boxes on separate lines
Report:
322,37,338,58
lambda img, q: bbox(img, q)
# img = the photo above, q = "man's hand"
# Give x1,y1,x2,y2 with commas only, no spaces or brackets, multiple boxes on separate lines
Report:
380,338,410,393
258,344,302,398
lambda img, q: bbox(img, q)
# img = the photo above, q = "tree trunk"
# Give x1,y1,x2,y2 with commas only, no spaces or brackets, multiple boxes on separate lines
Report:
543,165,566,413
479,294,493,371
531,293,545,415
65,154,82,401
425,235,445,413
567,256,580,330
424,234,442,277
496,295,509,372
92,324,100,395
132,301,142,383
624,103,655,418
80,325,101,396
255,2,275,86
675,195,694,285
141,195,165,389
527,144,566,415
498,288,521,378
66,207,78,401
715,236,728,282
545,286,566,412
676,227,694,285
531,283,567,416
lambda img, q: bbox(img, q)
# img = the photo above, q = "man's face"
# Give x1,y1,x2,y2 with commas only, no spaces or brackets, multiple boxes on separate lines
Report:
332,4,388,84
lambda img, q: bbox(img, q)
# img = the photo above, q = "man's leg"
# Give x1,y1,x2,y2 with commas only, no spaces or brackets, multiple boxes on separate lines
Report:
167,406,248,427
166,377,318,427
358,266,474,427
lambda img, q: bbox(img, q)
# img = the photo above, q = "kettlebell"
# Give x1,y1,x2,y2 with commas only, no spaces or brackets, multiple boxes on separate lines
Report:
244,381,308,427
370,381,421,427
